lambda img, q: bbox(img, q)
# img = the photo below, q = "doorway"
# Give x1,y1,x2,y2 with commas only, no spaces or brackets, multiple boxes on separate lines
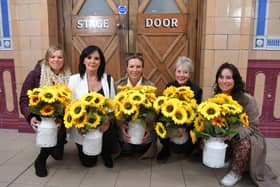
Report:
59,0,200,94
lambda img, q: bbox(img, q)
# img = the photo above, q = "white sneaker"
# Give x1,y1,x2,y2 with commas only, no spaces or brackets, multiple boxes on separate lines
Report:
221,171,242,186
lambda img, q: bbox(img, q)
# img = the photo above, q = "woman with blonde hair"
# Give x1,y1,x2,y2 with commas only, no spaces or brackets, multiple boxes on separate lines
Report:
20,45,71,177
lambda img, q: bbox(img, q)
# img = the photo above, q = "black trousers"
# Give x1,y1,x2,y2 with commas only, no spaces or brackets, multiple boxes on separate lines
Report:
76,123,118,167
36,124,67,162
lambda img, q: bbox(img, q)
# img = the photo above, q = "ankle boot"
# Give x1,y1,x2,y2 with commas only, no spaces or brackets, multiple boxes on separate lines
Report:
34,148,51,177
157,138,170,161
157,146,170,161
102,153,113,168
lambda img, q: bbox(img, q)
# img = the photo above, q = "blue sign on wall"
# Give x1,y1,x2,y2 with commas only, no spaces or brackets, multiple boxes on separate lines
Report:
118,5,127,15
254,0,280,50
0,0,12,50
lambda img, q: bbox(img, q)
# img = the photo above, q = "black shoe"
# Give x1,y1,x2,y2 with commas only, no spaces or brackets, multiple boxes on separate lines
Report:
102,154,113,168
157,147,170,161
34,158,47,177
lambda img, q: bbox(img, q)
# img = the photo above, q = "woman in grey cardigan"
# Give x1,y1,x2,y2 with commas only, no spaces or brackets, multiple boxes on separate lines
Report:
214,63,279,187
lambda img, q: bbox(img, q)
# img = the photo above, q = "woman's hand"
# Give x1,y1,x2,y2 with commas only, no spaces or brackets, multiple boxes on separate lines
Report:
121,124,130,143
100,123,110,133
170,127,186,139
55,118,62,129
30,117,40,132
142,127,151,144
223,135,233,141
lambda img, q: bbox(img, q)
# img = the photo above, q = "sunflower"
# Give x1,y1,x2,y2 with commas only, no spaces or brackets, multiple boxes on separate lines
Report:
172,107,187,125
27,88,41,97
214,93,234,104
114,91,127,103
92,93,106,108
117,84,132,91
74,115,87,128
198,101,220,120
86,113,101,128
56,85,71,99
64,112,73,128
114,102,123,120
129,92,145,105
221,104,242,115
194,117,204,132
155,122,167,139
142,98,152,108
184,105,196,124
153,96,166,113
178,86,194,99
211,116,225,128
121,99,137,115
81,92,96,106
40,104,55,116
70,101,86,119
145,92,157,103
240,112,249,126
29,95,40,106
163,86,177,97
39,89,57,103
161,99,177,118
189,130,197,144
106,98,114,110
131,108,140,120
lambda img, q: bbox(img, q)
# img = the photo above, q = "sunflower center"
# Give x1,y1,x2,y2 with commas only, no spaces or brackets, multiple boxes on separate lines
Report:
133,96,141,101
124,102,132,109
94,98,100,103
85,96,93,102
175,112,183,120
74,106,82,114
207,108,215,115
158,100,164,105
76,116,85,123
166,105,174,112
88,117,96,123
67,115,72,122
159,126,165,134
45,93,53,99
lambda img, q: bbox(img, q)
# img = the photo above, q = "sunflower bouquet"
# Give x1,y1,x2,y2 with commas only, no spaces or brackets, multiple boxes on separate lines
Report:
27,85,71,118
63,92,114,131
153,86,197,139
113,84,157,126
190,93,249,144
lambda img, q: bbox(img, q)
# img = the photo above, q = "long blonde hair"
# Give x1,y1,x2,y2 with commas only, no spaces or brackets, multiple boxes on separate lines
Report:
39,45,71,87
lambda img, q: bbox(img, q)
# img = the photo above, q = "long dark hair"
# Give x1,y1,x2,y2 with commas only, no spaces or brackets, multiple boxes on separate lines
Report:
79,45,106,81
214,62,246,99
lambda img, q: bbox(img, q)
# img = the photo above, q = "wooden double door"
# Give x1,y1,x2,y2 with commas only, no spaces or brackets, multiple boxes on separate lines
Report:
60,0,200,94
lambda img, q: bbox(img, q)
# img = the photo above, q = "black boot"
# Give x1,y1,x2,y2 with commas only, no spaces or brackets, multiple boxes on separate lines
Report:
34,148,51,177
101,153,113,168
157,138,170,161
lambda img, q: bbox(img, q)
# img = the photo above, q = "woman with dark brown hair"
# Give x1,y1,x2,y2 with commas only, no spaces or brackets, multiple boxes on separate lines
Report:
214,62,279,187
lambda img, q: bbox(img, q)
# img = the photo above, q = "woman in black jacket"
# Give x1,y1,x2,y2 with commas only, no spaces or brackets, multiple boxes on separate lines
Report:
157,56,202,161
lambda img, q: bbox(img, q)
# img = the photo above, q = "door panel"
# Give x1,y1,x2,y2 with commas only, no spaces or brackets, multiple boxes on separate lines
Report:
136,0,196,94
68,0,126,80
62,0,198,94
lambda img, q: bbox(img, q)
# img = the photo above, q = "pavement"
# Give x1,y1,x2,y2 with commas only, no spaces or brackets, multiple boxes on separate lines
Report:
0,128,280,187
